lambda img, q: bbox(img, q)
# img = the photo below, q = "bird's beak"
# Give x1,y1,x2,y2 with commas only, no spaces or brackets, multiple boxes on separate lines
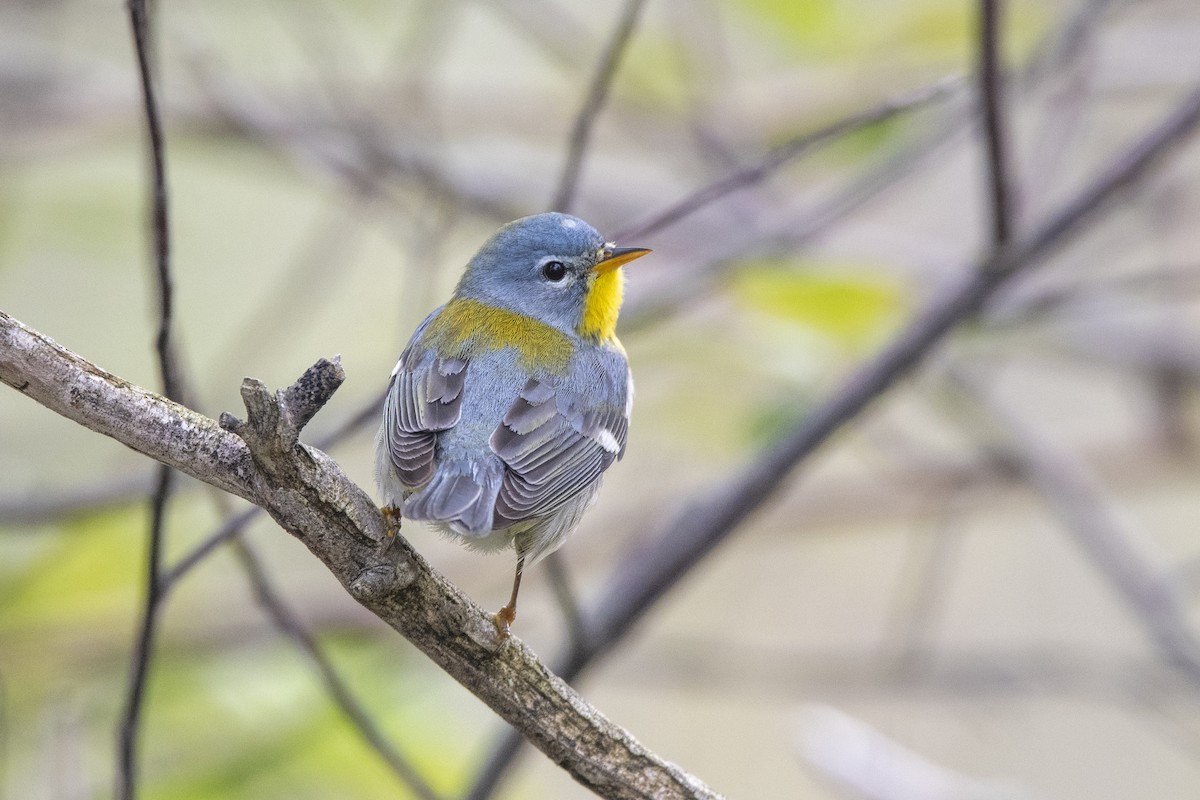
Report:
595,246,652,275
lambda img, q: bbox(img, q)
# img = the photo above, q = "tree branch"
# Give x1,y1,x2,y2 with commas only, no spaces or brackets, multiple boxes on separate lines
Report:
615,77,963,242
0,311,722,800
120,2,179,793
0,473,155,525
231,536,445,800
952,371,1200,681
464,80,1200,798
582,79,1200,674
978,0,1015,244
550,0,648,214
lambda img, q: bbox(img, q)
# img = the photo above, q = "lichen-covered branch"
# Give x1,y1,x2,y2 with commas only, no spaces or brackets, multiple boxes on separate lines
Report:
0,309,722,800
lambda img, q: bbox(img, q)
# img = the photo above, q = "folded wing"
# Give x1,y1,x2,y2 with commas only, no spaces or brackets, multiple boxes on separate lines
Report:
490,377,628,527
383,350,467,488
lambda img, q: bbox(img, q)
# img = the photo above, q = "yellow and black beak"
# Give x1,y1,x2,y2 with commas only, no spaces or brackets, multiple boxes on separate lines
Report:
595,246,652,275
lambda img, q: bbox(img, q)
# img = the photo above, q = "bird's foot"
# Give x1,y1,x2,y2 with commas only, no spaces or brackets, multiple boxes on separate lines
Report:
379,505,402,555
493,604,517,643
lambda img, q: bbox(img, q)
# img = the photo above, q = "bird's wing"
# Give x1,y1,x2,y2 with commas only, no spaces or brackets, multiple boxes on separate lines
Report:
490,375,628,526
382,311,467,489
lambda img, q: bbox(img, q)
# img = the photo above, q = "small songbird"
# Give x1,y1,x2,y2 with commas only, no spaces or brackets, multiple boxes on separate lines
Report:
376,212,650,638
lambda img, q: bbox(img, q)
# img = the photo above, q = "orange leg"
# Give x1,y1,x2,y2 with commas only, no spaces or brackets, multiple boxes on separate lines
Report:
494,555,525,642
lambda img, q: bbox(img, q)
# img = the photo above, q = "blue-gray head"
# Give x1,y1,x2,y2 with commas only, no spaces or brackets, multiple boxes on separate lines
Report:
454,212,650,340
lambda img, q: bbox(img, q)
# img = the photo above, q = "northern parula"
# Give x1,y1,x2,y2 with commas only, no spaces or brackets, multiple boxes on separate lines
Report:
375,212,650,638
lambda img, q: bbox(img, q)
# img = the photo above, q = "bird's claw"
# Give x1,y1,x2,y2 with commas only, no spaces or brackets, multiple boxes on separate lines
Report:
493,605,517,643
379,505,402,555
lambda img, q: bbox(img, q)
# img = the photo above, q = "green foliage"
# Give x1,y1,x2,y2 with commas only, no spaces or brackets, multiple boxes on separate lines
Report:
732,259,905,351
733,0,1048,64
733,0,849,57
0,505,464,800
139,638,456,800
724,259,907,447
143,642,414,799
0,507,143,637
808,111,916,164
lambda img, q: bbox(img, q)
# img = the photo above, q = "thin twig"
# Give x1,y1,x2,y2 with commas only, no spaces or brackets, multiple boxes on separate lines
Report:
550,0,648,214
604,638,1200,703
482,0,590,67
615,77,963,242
159,504,260,590
231,537,445,800
1,79,963,534
466,733,527,800
979,0,1015,244
616,82,971,337
179,44,522,225
952,370,1200,680
586,78,1200,674
117,2,177,798
884,482,977,674
157,383,440,797
116,466,172,800
129,0,182,405
0,473,155,526
543,552,587,659
464,81,1200,800
159,389,383,592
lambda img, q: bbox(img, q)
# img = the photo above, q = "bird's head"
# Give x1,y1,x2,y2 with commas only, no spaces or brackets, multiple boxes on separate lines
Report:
455,212,650,343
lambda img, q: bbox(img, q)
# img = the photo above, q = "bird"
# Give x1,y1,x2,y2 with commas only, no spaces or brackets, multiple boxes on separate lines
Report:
375,212,650,639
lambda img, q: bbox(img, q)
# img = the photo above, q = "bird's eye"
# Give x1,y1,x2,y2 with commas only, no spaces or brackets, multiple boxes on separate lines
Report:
541,260,567,282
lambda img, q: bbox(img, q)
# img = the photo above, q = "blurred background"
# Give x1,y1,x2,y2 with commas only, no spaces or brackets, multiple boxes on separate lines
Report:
3,0,1200,797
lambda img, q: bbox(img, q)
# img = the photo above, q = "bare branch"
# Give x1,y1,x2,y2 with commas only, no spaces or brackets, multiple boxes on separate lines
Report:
127,5,181,404
160,389,384,590
615,77,964,242
978,0,1015,244
140,378,438,796
0,474,154,526
116,465,172,800
483,0,590,67
587,80,1200,668
953,371,1200,680
550,0,648,214
610,637,1200,701
799,705,1027,800
0,312,722,800
464,80,1200,798
544,552,587,659
119,2,180,795
179,48,523,225
231,536,445,800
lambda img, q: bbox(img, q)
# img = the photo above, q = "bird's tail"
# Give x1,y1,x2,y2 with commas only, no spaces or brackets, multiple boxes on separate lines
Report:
402,458,503,538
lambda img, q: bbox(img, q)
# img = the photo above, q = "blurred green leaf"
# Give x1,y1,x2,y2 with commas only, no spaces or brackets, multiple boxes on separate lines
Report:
734,0,844,55
621,36,690,112
813,111,915,163
143,636,461,800
0,506,142,635
733,0,1047,63
732,260,906,350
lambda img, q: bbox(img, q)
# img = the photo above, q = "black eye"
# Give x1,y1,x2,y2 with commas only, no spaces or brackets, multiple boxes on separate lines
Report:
541,260,567,282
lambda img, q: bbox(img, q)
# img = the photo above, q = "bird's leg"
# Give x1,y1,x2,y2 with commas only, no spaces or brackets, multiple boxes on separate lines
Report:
379,505,402,554
494,555,525,642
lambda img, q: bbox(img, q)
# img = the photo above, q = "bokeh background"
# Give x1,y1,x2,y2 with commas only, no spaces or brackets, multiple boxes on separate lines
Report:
4,0,1200,798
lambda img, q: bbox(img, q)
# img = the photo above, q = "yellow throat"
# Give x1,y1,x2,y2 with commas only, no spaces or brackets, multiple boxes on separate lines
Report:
578,268,625,344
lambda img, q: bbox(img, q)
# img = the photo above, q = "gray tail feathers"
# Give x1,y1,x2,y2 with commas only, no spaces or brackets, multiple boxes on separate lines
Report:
402,459,503,538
